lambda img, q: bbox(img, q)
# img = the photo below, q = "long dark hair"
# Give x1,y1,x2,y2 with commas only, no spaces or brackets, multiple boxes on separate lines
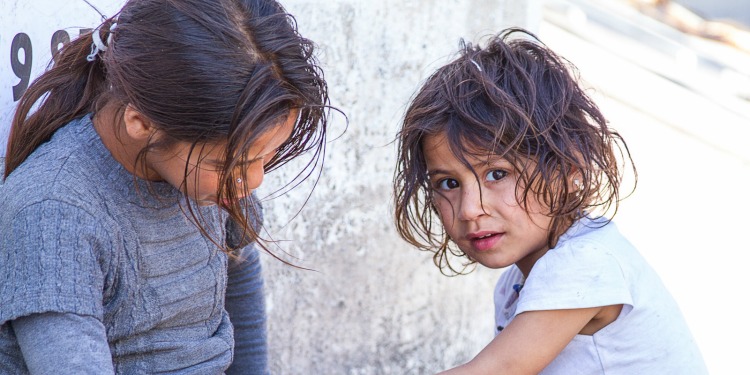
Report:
394,28,636,275
5,0,331,253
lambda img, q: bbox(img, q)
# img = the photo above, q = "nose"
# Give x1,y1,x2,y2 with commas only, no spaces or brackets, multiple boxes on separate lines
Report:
457,182,485,221
241,163,265,191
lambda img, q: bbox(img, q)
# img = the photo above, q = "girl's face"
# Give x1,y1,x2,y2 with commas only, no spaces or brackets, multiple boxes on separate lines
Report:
146,111,296,206
423,132,553,276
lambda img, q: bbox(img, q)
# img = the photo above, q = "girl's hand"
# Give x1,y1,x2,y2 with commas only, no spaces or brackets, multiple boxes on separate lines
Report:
438,304,622,375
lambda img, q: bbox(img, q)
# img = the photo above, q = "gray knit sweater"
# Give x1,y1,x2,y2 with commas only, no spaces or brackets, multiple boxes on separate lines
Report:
0,115,268,374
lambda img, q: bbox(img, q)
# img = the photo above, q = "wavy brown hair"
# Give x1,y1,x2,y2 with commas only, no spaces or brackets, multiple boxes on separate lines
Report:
5,0,331,256
394,28,636,275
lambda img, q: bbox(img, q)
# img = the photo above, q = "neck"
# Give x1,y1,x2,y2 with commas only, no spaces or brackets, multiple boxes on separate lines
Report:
92,105,160,181
515,247,550,279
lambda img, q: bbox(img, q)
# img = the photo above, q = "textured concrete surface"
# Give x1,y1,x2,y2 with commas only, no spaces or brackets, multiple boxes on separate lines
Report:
256,1,535,373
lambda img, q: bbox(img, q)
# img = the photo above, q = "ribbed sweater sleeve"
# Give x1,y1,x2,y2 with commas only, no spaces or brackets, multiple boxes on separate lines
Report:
225,244,268,375
0,199,112,325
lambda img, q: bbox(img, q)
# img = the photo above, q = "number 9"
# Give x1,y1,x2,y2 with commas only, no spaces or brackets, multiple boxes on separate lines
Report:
11,33,33,102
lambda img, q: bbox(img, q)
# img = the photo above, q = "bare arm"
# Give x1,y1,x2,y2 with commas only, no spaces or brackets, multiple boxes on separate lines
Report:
439,305,621,375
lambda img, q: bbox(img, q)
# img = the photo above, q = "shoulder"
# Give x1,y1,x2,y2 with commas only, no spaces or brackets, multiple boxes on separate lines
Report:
1,198,119,284
0,198,118,325
518,218,636,313
1,118,109,219
539,217,637,272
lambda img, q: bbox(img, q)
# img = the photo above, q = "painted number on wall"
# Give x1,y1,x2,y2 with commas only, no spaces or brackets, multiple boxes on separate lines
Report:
10,29,90,101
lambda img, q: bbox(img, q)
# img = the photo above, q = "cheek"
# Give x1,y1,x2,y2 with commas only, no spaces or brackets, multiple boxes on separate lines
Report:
514,196,554,237
432,196,456,227
187,169,221,197
520,191,551,216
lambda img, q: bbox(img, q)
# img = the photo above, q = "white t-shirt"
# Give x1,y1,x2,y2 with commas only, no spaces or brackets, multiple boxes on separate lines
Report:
494,217,708,374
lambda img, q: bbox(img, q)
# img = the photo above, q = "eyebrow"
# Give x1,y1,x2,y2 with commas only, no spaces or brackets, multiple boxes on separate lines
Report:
426,169,451,177
427,157,512,177
205,156,263,167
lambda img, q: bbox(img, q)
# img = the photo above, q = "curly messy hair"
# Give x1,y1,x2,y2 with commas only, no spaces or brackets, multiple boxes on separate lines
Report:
393,27,636,275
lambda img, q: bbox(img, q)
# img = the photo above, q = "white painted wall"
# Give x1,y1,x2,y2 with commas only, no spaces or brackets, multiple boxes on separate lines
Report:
0,0,126,156
1,1,534,373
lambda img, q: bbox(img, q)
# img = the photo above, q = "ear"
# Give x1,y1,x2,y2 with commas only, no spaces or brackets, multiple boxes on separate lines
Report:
123,105,156,141
571,178,582,191
568,168,584,193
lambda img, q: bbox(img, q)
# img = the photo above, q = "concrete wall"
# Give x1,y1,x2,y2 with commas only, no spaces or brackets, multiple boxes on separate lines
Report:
1,1,536,373
260,1,536,373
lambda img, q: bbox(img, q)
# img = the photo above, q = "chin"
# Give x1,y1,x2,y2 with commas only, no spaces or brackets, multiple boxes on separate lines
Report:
474,257,513,270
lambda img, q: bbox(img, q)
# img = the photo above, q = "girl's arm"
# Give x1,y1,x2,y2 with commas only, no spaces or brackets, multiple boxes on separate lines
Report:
13,312,114,374
225,244,269,375
439,305,616,375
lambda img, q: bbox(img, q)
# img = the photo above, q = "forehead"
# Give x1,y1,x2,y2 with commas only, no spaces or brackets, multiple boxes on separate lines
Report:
192,111,296,159
422,131,530,171
255,113,295,149
422,132,492,165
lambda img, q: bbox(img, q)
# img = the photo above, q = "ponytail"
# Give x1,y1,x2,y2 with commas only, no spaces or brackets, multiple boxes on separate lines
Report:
3,0,333,258
4,19,116,178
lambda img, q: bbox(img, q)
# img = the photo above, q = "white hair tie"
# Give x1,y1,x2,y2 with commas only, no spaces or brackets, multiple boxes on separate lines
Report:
470,58,482,72
87,22,117,62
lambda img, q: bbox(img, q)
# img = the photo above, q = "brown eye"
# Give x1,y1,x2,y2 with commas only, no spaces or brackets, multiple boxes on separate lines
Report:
487,170,507,181
438,178,459,190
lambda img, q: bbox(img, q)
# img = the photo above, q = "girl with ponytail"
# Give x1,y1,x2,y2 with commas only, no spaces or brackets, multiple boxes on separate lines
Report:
0,0,331,373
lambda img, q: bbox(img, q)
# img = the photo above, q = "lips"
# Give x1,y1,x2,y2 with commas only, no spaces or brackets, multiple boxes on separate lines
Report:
467,231,503,252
